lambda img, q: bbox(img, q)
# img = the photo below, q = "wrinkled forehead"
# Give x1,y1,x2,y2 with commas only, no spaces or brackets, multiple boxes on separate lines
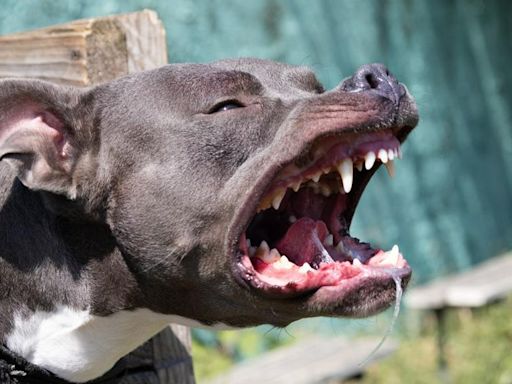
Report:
166,58,324,96
211,58,324,92
104,59,326,117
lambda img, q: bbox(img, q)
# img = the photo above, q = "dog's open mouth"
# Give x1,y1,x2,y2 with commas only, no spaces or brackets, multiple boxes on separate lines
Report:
235,127,412,300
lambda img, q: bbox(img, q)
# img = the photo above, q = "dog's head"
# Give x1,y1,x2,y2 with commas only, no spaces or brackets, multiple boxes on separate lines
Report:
0,58,418,327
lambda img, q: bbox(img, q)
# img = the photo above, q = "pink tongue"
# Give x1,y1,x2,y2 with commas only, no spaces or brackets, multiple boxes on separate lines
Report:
276,217,328,266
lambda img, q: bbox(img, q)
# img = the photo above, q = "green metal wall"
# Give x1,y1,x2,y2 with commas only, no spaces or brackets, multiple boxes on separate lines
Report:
1,0,511,285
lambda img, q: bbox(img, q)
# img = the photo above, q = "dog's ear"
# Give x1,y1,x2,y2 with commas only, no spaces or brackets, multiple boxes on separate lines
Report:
0,79,90,198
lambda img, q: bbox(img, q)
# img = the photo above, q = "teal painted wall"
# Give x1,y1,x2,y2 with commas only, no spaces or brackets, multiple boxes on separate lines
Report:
2,0,511,285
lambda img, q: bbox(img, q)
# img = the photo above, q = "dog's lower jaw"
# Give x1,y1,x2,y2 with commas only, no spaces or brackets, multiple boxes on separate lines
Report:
5,306,233,383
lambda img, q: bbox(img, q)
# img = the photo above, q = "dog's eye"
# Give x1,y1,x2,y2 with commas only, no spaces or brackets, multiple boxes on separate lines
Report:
315,85,326,94
208,100,244,114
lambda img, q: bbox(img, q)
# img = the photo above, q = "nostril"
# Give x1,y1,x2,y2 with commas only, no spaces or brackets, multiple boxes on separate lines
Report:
365,73,379,89
341,63,402,104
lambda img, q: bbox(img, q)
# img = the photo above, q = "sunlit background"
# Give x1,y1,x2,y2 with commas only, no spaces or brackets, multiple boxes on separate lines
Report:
2,0,511,382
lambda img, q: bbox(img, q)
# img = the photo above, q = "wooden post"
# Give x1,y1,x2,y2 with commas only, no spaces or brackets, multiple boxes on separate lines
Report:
0,9,167,85
0,10,195,384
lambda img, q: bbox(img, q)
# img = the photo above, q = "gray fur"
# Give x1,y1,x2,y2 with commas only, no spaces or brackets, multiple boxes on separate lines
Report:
0,58,418,344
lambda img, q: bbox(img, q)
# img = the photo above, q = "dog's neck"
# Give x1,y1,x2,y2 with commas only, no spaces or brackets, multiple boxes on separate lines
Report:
0,168,137,316
0,171,151,382
0,171,232,382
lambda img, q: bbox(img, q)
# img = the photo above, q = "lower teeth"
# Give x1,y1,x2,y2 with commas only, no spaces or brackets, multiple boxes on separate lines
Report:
248,239,404,270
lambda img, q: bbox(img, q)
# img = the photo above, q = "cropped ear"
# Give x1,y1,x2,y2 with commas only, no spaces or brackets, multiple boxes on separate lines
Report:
0,79,88,198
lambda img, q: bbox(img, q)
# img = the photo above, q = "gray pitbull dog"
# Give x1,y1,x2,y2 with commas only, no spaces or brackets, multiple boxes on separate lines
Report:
0,58,418,382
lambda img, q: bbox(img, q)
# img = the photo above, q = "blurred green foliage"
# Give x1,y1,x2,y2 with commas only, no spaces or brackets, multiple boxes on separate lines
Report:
350,297,512,384
192,327,295,381
194,297,512,383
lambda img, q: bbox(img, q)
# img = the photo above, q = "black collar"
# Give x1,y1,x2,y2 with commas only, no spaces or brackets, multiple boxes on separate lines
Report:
0,345,68,383
0,345,125,384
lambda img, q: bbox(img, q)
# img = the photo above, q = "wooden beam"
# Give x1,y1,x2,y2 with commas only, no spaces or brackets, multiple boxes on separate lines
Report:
206,336,397,384
406,252,512,309
0,9,167,85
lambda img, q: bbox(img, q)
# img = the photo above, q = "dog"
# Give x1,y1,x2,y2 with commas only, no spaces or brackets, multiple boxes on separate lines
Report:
0,58,418,382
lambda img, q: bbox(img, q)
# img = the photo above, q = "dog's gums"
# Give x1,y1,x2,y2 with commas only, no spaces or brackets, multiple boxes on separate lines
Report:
235,127,411,299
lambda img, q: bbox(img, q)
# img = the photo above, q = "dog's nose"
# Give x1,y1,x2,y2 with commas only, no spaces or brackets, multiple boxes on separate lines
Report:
341,63,405,104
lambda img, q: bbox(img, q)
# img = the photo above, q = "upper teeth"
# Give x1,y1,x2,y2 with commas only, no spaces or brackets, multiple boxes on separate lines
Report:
311,171,322,183
377,149,388,164
337,158,353,194
364,151,376,170
272,189,286,210
258,144,401,211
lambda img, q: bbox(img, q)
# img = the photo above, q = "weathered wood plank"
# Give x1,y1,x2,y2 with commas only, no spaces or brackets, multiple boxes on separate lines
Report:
406,252,512,309
206,336,397,384
113,10,168,74
0,9,167,85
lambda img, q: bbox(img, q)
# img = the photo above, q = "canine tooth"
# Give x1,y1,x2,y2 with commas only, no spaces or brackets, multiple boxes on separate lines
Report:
380,245,399,266
299,262,314,273
337,158,353,193
324,234,334,246
386,252,399,266
378,149,388,164
292,181,301,192
289,215,297,223
355,161,363,172
388,149,395,160
385,160,395,177
364,152,376,170
336,241,344,252
272,189,286,210
353,259,362,267
311,171,322,183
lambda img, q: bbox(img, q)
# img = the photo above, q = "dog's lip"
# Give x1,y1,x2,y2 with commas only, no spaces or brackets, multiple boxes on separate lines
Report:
235,250,412,302
303,264,411,317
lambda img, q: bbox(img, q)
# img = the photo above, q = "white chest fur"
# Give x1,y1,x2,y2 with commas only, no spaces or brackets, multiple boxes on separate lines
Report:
6,306,221,383
7,306,234,383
